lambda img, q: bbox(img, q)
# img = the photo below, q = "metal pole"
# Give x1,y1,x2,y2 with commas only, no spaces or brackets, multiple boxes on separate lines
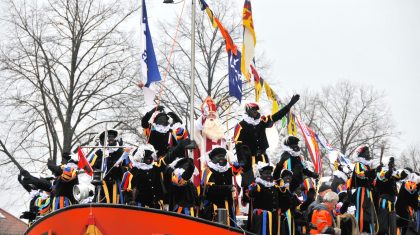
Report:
189,0,196,140
96,125,108,203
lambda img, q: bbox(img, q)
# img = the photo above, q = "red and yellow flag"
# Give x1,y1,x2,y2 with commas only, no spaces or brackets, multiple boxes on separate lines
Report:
241,0,256,82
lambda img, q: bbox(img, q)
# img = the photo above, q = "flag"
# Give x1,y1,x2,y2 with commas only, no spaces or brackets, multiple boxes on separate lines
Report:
315,134,335,153
140,0,161,105
250,64,263,102
316,134,351,166
295,116,322,174
120,171,133,191
78,147,93,176
198,0,217,28
287,112,298,136
214,17,237,54
228,50,243,102
241,0,256,82
141,0,161,87
264,81,279,113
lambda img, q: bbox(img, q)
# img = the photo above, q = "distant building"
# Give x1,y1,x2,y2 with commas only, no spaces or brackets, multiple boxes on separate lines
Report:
0,208,27,235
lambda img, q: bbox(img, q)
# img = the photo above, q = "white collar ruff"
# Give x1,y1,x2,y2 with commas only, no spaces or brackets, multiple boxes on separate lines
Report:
153,124,171,133
132,162,154,170
281,145,302,157
207,161,230,173
243,115,260,126
255,177,275,188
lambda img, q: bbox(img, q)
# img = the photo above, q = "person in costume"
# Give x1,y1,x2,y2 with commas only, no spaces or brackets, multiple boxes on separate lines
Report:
309,191,342,235
395,171,420,235
141,106,186,158
193,96,227,186
233,95,300,165
121,144,164,209
17,170,53,223
88,130,126,204
233,95,300,202
199,147,241,226
248,162,295,235
347,145,378,235
47,152,79,210
278,169,302,235
153,138,199,215
273,136,318,193
375,157,409,235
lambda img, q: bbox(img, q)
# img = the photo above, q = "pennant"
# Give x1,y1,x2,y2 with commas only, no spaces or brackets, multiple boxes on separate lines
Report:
295,116,322,174
241,0,256,82
250,64,263,102
280,103,287,128
228,50,243,102
198,0,217,28
264,81,279,114
287,113,298,137
78,147,93,176
214,17,237,55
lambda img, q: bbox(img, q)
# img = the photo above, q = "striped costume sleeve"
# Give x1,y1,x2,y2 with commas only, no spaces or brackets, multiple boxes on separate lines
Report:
233,123,243,144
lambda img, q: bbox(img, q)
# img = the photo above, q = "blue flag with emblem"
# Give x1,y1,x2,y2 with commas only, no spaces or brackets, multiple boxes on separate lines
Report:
228,50,243,102
141,0,161,87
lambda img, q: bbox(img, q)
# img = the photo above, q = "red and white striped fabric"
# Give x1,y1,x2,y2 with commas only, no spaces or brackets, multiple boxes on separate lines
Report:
295,116,322,174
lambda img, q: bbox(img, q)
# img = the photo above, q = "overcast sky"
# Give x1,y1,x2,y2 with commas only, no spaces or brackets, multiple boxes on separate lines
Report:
1,0,420,217
149,0,420,153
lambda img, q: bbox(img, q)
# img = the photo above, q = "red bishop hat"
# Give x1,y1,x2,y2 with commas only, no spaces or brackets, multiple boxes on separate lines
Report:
200,96,217,116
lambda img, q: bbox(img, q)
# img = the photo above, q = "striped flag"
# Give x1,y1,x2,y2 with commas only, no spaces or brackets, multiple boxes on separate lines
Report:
295,116,322,174
241,0,256,82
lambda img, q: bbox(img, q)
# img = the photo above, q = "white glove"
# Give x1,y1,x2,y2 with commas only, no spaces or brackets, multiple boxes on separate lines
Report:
347,205,356,214
334,228,341,235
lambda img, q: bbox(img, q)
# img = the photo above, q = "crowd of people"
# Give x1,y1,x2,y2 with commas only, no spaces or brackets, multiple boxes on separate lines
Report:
17,95,420,235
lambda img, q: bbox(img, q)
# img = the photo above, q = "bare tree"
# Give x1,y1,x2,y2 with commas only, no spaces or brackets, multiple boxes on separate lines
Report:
399,145,420,172
0,0,139,167
313,81,395,158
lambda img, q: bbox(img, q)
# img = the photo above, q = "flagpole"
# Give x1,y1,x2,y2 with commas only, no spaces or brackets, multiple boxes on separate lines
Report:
190,0,196,140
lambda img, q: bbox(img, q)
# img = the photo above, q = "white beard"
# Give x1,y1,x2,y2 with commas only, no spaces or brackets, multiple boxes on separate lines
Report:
202,118,225,142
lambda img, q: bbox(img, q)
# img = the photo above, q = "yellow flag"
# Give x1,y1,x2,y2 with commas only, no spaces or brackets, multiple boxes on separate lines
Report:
264,81,279,113
287,113,298,136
